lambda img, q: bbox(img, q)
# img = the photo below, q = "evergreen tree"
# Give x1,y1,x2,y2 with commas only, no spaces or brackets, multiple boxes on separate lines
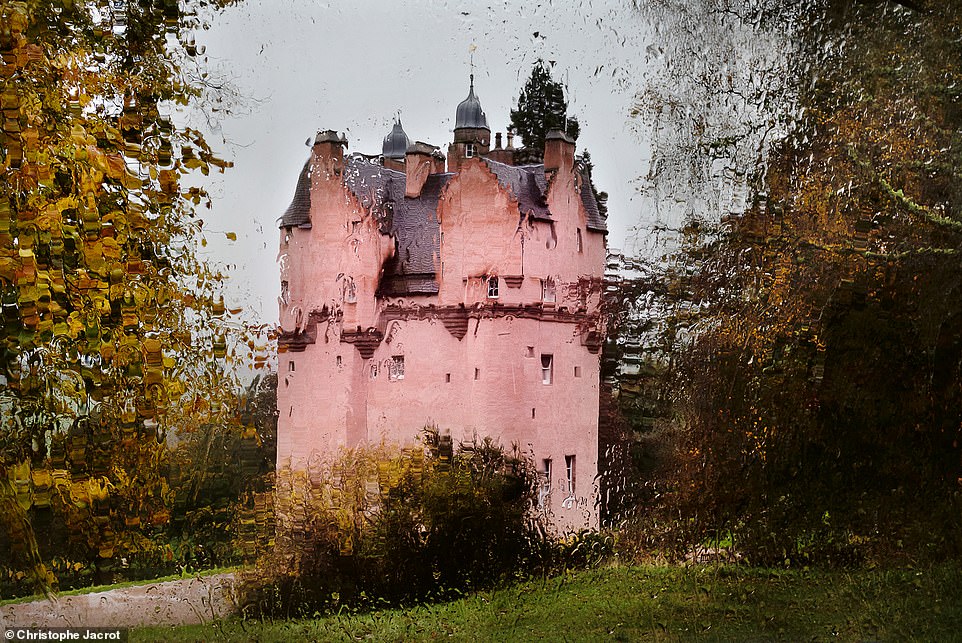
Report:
509,60,579,153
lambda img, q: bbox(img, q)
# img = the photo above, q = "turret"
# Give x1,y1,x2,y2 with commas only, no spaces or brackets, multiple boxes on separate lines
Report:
448,75,490,172
382,120,409,172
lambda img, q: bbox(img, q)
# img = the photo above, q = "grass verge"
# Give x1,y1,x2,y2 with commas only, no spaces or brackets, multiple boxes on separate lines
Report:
132,562,962,641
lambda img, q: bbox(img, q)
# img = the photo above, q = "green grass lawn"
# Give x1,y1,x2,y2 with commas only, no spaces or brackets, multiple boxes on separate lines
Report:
132,562,962,641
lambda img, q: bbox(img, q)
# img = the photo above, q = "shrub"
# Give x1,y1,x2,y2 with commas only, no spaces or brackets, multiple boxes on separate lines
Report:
240,428,547,616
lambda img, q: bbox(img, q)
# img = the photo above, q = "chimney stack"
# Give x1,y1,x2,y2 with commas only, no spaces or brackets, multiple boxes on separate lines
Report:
543,129,575,175
313,130,348,176
495,132,503,149
405,141,438,198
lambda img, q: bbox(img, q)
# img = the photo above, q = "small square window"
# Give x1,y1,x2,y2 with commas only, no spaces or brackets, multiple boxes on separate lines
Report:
288,360,295,372
525,346,534,358
574,366,581,378
465,143,476,158
540,354,553,385
542,278,556,303
445,373,451,383
336,355,342,367
389,355,404,381
487,276,499,299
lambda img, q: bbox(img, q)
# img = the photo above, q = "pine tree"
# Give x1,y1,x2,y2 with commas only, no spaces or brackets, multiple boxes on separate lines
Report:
509,61,579,154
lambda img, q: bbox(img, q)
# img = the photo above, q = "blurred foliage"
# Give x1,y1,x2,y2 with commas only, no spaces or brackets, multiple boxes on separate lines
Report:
240,428,600,617
0,0,273,594
509,59,580,154
620,0,962,565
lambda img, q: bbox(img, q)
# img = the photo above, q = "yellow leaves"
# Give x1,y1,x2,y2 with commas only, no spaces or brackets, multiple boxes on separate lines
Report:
225,231,237,241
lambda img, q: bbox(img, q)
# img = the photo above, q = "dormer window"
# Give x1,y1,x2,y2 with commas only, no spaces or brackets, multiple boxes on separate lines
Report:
465,143,476,158
487,276,499,299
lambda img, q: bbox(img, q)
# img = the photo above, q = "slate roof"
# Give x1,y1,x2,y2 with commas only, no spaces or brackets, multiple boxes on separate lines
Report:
278,160,313,229
482,159,551,220
340,156,450,295
578,168,608,233
455,80,489,130
279,153,605,295
380,172,452,295
382,121,410,160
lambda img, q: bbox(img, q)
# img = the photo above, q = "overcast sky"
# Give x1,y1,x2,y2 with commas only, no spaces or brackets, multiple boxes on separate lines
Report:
187,0,656,323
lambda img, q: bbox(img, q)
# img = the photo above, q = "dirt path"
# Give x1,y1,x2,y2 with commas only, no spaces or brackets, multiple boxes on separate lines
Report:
0,573,237,629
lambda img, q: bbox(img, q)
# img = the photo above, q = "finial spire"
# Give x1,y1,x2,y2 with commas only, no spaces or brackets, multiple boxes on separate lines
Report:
469,44,476,89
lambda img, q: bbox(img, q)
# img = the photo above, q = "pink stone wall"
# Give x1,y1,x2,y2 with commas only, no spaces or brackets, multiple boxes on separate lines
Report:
278,139,605,531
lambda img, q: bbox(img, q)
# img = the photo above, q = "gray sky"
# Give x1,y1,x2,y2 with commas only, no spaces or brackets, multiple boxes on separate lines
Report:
188,0,655,323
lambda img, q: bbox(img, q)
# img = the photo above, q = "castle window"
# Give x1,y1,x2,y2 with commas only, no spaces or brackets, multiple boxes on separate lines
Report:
574,365,582,378
565,455,576,495
531,407,536,419
343,276,356,303
445,373,451,383
465,143,476,158
541,278,556,303
525,346,534,358
288,360,295,372
538,459,552,508
541,354,553,385
370,363,378,379
487,276,499,299
576,228,583,253
474,367,480,380
280,280,289,305
389,355,404,381
336,355,342,368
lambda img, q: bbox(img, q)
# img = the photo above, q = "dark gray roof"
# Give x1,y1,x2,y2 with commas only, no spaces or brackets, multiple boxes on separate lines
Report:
381,121,409,160
380,172,452,295
341,155,451,295
578,168,607,232
454,79,489,130
279,160,312,229
482,158,551,220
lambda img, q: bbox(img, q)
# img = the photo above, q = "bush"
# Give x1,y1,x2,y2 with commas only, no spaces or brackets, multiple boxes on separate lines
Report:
240,428,549,616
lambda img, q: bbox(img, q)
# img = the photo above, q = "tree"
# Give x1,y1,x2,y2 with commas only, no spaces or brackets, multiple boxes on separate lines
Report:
0,0,242,592
509,60,580,153
631,0,962,563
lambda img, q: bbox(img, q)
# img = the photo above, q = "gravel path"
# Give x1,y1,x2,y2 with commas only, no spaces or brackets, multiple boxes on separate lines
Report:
0,573,237,629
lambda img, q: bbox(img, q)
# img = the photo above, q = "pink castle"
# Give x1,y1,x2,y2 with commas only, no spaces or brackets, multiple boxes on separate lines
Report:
276,79,607,529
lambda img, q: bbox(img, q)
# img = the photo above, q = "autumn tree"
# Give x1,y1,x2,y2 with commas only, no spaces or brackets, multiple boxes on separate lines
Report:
626,0,962,563
0,0,245,591
509,60,580,153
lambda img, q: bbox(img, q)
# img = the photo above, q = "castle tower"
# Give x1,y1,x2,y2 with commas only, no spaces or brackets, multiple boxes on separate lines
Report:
277,89,607,531
447,75,490,172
